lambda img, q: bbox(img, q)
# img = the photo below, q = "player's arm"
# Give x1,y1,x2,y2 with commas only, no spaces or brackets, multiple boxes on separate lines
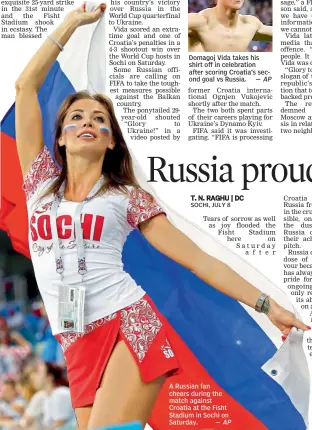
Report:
188,12,206,36
253,18,272,42
188,12,207,50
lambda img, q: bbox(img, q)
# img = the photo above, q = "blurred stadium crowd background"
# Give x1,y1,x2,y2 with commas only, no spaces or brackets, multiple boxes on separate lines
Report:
0,231,75,430
188,0,273,52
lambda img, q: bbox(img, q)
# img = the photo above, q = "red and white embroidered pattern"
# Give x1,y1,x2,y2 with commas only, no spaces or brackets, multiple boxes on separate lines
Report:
59,313,118,352
127,188,165,228
58,297,163,361
23,146,60,201
120,297,162,362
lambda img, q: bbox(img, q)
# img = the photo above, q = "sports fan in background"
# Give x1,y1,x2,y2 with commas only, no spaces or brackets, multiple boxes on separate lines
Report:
0,380,27,428
188,0,272,52
32,362,75,429
0,318,32,389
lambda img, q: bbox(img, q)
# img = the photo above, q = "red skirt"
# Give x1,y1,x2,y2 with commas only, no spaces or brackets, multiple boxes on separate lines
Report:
55,294,182,408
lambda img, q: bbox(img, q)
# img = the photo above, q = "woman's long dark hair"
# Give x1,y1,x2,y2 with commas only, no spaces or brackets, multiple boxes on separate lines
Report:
40,91,138,201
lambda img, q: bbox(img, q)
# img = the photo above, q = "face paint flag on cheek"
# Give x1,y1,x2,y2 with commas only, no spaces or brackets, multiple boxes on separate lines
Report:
63,124,77,133
99,127,110,136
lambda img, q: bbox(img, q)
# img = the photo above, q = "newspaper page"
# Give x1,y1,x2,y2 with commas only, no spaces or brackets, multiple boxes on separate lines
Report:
0,0,312,429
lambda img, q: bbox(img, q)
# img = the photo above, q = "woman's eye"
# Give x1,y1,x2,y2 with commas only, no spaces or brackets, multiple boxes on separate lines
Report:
95,116,105,123
72,114,82,120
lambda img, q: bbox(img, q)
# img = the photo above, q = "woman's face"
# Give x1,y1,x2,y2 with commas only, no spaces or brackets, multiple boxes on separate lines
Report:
58,98,115,159
31,361,47,390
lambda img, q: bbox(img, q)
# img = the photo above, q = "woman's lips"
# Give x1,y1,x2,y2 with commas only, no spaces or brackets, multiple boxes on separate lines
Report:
79,132,97,140
79,135,96,140
78,129,97,138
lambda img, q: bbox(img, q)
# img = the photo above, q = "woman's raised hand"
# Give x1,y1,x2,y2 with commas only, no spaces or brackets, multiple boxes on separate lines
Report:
65,3,106,27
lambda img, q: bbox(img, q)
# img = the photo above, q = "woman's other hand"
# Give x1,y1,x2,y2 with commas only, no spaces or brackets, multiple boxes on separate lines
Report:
268,299,311,340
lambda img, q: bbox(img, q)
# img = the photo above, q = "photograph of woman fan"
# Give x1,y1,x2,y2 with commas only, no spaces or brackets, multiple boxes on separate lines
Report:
14,3,308,429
